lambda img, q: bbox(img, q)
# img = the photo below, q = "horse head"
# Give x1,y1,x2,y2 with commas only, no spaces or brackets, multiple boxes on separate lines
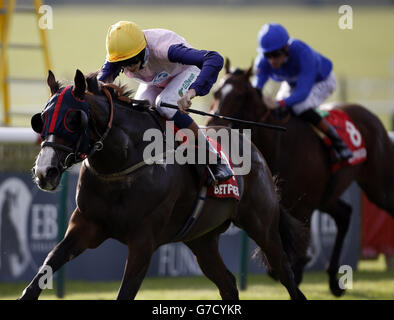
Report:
32,69,95,191
207,58,268,128
32,69,158,191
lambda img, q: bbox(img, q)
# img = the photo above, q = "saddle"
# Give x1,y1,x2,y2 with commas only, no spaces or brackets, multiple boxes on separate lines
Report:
268,105,367,172
172,136,239,241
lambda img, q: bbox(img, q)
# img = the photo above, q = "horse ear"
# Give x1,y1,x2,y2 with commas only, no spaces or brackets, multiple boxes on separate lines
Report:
245,60,254,79
73,69,87,100
225,57,231,74
47,70,59,95
85,70,101,95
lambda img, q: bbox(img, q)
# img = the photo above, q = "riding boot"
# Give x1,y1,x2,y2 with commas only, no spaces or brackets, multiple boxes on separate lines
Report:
200,134,234,186
317,119,353,162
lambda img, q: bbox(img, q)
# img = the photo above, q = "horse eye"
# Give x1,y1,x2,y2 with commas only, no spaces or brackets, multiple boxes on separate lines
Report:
64,110,87,132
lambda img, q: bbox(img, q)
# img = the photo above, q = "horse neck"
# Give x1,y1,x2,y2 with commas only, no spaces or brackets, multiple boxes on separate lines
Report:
257,106,314,172
87,96,160,174
256,94,270,122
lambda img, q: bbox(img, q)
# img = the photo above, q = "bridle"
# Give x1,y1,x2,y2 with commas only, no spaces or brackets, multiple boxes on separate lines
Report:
41,85,115,170
217,74,288,126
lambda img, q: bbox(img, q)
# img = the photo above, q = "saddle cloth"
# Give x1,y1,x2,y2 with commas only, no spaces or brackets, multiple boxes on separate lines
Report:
316,107,367,172
168,120,239,200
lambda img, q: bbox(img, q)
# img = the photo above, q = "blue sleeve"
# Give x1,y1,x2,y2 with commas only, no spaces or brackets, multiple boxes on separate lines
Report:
97,60,121,83
168,44,224,96
253,55,270,90
284,48,316,107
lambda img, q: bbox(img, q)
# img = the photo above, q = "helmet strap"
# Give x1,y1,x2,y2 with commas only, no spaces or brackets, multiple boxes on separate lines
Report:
141,47,149,69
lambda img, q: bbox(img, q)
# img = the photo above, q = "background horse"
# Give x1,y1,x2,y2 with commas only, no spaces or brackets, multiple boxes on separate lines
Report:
19,69,307,300
207,59,394,296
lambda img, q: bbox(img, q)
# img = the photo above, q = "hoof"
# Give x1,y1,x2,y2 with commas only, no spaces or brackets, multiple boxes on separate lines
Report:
293,256,310,285
329,276,346,297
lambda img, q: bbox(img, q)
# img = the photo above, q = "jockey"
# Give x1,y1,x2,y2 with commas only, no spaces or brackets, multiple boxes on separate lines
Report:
253,23,352,162
98,21,233,184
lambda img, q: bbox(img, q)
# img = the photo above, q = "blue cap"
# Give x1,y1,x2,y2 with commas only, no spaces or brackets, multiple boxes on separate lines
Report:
258,23,289,53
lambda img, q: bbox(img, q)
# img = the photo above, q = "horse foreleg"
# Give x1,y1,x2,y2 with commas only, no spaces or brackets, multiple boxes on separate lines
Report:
19,209,105,300
323,199,352,297
185,230,239,300
116,231,156,300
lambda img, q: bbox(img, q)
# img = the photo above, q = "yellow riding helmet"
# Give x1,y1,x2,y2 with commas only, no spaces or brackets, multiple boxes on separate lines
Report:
106,21,147,63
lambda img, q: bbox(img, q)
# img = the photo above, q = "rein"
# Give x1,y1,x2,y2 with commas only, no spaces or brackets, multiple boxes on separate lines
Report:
259,107,271,123
84,83,168,178
83,149,176,179
90,85,114,154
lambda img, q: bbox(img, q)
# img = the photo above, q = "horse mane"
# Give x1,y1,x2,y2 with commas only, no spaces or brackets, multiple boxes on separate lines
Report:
48,71,134,107
232,68,245,76
85,71,134,106
84,71,160,130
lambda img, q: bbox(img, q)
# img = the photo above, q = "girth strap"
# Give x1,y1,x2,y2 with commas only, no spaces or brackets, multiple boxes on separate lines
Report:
172,186,208,242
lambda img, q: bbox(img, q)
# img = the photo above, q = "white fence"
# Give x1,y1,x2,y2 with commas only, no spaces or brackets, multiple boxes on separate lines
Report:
0,127,38,144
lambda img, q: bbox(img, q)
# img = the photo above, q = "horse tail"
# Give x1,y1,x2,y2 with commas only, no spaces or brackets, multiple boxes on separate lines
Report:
252,204,308,279
278,205,308,267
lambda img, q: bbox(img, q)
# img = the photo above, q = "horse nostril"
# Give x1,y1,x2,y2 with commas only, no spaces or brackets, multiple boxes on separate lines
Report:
46,167,60,180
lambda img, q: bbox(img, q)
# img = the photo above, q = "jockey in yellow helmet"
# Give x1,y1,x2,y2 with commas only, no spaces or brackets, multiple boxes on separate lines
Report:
98,21,233,184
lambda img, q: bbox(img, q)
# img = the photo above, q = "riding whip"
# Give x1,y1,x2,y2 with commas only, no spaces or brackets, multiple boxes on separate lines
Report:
160,102,287,132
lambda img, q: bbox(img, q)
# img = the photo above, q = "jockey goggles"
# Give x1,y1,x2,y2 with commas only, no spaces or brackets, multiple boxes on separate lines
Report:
264,47,287,59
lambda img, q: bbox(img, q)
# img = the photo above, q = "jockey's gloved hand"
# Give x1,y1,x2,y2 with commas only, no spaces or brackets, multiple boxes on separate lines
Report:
263,95,279,110
177,89,196,114
272,106,289,120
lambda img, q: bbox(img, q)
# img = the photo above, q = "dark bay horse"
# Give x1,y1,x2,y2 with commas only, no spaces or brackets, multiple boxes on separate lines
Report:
207,59,394,297
0,189,23,277
19,69,307,300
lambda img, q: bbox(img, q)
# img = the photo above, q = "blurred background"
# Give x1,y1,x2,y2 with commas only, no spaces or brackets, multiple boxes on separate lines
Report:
4,0,394,127
0,0,393,299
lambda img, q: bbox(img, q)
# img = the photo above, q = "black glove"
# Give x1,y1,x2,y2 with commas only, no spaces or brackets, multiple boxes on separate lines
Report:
272,107,289,120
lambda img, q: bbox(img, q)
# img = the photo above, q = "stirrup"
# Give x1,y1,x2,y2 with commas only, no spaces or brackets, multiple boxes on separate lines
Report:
330,148,342,163
206,166,218,186
331,146,352,163
339,148,353,161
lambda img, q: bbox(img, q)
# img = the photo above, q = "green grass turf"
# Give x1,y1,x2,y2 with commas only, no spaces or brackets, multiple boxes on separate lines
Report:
1,254,393,300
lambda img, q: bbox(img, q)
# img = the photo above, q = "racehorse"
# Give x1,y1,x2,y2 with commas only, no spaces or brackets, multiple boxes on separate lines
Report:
19,69,307,300
207,59,394,297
